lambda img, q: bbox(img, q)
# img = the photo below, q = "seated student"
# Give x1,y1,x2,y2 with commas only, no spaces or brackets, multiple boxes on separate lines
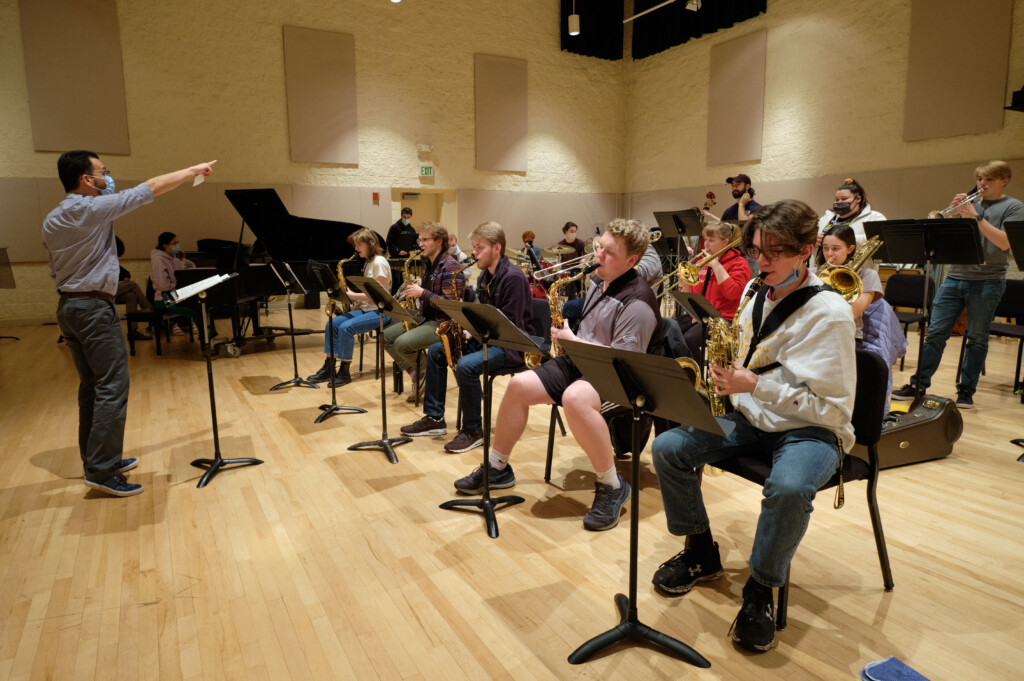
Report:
816,178,886,250
114,236,154,341
149,231,198,336
401,221,532,453
446,233,470,263
452,218,662,532
381,222,467,393
818,223,905,411
520,230,543,264
306,228,392,387
650,199,856,652
674,220,752,359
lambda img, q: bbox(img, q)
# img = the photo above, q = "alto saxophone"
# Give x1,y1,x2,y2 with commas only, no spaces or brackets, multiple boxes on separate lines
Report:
398,249,422,331
435,256,477,370
327,254,357,317
548,261,597,357
705,273,766,416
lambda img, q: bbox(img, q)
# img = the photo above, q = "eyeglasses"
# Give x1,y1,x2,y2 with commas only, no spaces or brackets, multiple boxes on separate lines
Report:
417,238,438,245
87,170,111,177
745,246,787,262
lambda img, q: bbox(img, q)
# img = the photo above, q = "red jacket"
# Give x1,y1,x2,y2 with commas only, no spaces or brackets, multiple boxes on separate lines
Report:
692,248,752,320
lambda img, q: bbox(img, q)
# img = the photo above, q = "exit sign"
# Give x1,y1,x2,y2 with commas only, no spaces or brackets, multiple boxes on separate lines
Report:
419,164,434,177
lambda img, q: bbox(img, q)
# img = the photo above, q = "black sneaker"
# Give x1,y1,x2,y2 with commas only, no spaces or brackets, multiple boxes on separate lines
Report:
652,542,724,594
307,358,337,383
453,463,515,494
583,474,631,531
400,415,447,437
117,458,139,473
729,579,777,652
444,429,484,453
891,383,917,401
84,474,144,497
955,390,974,410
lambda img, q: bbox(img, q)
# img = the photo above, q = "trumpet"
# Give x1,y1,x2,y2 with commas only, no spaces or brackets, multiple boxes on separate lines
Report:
928,189,983,219
678,234,743,286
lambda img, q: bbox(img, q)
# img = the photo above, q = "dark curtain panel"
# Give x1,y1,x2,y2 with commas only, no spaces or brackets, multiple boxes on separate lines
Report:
631,0,766,59
560,0,624,61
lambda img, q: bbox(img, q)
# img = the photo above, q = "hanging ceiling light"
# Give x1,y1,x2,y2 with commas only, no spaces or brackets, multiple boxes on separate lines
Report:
568,0,580,36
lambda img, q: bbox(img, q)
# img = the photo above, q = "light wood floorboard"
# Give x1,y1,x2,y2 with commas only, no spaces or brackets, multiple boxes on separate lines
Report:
1,309,1022,680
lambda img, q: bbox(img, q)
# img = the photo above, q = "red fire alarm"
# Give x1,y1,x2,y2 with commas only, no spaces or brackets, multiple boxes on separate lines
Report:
372,192,379,201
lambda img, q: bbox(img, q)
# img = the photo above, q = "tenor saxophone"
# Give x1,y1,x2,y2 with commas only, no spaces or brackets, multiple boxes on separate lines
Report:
398,249,422,331
705,273,766,416
548,261,598,357
435,257,476,370
327,254,357,317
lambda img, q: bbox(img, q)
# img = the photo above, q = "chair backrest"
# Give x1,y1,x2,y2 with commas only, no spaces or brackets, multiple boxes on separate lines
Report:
994,278,1024,324
531,298,552,342
852,350,888,447
883,273,935,310
145,277,156,304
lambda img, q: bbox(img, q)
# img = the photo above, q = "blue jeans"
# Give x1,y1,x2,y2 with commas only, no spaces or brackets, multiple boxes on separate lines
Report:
913,277,1005,396
324,309,390,360
651,413,840,587
424,341,506,432
56,298,131,483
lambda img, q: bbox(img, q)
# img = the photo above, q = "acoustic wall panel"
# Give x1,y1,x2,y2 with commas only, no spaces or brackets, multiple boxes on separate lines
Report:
18,0,130,154
475,54,528,173
282,26,358,165
903,0,1011,141
707,30,766,167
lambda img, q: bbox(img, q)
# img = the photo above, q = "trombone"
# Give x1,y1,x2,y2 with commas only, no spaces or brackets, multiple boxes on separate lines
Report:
534,248,597,281
928,189,983,219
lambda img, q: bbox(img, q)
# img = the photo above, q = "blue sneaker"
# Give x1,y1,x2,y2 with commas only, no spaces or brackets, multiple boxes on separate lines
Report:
117,458,139,473
583,474,631,531
85,474,144,497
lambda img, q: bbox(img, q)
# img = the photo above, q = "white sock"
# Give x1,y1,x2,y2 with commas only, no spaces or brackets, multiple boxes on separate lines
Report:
595,466,620,488
489,449,510,470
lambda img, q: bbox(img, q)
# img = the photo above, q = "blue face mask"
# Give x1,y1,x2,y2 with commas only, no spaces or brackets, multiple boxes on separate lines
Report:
171,244,181,255
401,218,411,226
99,175,115,195
775,267,801,288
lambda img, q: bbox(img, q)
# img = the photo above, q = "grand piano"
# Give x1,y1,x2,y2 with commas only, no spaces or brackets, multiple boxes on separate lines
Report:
175,188,365,355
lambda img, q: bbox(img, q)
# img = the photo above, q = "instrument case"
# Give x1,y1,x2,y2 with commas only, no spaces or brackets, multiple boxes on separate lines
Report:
852,395,963,469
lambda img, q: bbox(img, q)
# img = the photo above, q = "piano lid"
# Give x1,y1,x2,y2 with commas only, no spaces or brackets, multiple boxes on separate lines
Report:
225,188,362,261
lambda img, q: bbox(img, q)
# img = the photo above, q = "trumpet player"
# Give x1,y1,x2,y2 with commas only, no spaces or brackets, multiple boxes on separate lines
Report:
307,228,392,388
893,161,1023,409
401,222,532,452
651,200,855,652
453,219,662,532
676,221,752,359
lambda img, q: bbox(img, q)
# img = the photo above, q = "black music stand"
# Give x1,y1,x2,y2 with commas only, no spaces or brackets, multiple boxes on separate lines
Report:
269,262,318,391
879,218,984,404
433,298,543,539
671,290,722,382
307,262,367,424
653,209,703,262
345,275,416,464
168,274,265,488
558,338,722,668
1004,221,1024,414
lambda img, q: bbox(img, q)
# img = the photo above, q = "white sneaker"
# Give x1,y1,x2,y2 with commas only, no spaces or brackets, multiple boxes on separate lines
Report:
172,326,185,336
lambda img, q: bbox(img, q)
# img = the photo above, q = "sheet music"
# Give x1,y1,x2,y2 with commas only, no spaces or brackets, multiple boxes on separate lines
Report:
164,273,231,303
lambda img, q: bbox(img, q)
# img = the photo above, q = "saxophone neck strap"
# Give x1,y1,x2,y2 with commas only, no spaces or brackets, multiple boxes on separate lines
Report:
743,284,829,368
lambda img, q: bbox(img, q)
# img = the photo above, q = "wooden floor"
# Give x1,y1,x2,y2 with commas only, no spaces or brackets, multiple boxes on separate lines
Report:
1,309,1022,681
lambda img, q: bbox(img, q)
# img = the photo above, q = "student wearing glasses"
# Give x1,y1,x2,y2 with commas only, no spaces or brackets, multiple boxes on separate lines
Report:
649,199,855,653
381,222,468,396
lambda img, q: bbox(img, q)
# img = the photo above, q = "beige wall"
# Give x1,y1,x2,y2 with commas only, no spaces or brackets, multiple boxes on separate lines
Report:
3,0,1024,324
624,0,1024,192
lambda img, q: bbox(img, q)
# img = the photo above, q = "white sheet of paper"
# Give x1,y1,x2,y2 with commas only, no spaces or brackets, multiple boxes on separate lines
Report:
192,174,205,187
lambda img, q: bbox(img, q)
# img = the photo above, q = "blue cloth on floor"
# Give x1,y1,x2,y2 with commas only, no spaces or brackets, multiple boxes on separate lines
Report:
861,656,931,681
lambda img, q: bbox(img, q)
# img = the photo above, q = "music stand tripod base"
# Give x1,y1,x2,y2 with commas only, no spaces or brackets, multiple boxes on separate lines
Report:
191,454,264,489
439,493,525,539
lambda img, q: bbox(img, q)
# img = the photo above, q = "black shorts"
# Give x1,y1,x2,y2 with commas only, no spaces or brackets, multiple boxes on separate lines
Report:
533,353,583,405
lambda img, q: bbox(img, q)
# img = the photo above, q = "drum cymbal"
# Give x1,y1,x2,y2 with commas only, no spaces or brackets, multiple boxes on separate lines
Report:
543,244,575,255
508,252,530,263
